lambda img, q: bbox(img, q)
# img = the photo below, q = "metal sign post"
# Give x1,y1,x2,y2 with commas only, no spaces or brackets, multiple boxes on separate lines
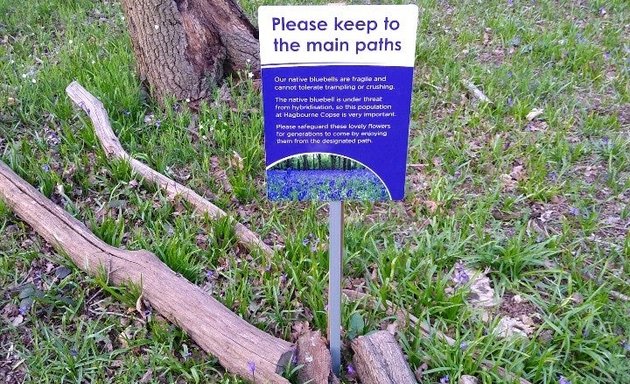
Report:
258,4,419,377
328,201,343,375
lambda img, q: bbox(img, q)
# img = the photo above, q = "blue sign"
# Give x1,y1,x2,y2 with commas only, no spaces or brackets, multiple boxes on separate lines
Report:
259,5,419,201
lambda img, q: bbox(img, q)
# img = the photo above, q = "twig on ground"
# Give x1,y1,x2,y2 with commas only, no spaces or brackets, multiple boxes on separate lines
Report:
461,79,492,103
65,81,274,259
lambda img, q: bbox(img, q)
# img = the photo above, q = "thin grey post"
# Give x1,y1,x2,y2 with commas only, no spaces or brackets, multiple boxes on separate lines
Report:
328,201,343,375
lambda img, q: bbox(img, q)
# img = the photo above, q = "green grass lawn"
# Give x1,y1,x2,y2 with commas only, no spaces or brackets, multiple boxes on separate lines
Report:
1,0,628,383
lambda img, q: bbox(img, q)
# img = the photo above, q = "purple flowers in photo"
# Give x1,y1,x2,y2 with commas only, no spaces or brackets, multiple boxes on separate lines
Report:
267,169,388,201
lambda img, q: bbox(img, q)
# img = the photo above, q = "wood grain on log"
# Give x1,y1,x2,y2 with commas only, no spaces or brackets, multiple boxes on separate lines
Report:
65,81,274,259
295,330,334,384
351,331,416,384
0,161,293,383
343,289,533,384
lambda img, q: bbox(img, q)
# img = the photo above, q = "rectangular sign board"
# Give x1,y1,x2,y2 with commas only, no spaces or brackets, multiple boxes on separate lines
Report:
259,5,419,201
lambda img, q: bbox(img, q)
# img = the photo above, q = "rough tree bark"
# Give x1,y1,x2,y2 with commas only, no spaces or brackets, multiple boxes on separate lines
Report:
351,331,416,384
121,0,259,103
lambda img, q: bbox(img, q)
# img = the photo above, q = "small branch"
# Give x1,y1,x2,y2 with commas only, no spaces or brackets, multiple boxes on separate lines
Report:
65,81,274,259
461,79,492,103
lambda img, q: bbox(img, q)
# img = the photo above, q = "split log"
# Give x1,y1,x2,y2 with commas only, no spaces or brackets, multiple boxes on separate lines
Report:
0,160,293,384
295,330,334,384
351,331,416,384
65,81,274,260
343,290,533,384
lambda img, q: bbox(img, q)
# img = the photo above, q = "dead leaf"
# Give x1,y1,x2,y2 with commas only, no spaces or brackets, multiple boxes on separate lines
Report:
128,179,139,189
414,362,429,382
139,369,153,384
230,151,244,170
55,266,72,279
1,303,18,321
291,321,311,341
467,269,497,308
501,174,517,192
526,108,544,121
118,324,139,348
11,315,24,326
510,165,526,181
570,293,584,304
460,78,493,103
135,294,144,316
492,209,521,221
526,120,548,132
459,375,479,384
483,27,491,45
210,156,233,193
495,315,536,338
386,321,398,335
55,183,65,196
424,200,439,214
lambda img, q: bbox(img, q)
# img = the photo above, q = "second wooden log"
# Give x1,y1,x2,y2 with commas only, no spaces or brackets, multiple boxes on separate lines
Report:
351,331,416,384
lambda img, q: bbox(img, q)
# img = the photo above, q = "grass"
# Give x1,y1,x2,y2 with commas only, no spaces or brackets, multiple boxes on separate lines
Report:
1,0,629,383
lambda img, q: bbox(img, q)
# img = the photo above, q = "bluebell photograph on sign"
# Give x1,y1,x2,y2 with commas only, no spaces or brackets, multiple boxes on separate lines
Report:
267,153,389,201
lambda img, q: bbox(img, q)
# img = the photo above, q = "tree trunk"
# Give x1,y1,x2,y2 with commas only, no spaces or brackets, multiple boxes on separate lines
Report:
121,0,259,104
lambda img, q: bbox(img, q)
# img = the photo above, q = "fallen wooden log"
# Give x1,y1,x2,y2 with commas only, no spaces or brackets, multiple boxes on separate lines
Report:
295,330,335,384
0,160,293,383
351,331,416,384
343,290,533,384
65,81,274,259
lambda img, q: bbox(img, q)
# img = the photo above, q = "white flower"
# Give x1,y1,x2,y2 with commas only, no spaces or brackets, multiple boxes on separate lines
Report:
91,60,96,64
21,74,27,78
154,25,159,30
247,72,254,79
31,78,36,83
69,40,73,44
